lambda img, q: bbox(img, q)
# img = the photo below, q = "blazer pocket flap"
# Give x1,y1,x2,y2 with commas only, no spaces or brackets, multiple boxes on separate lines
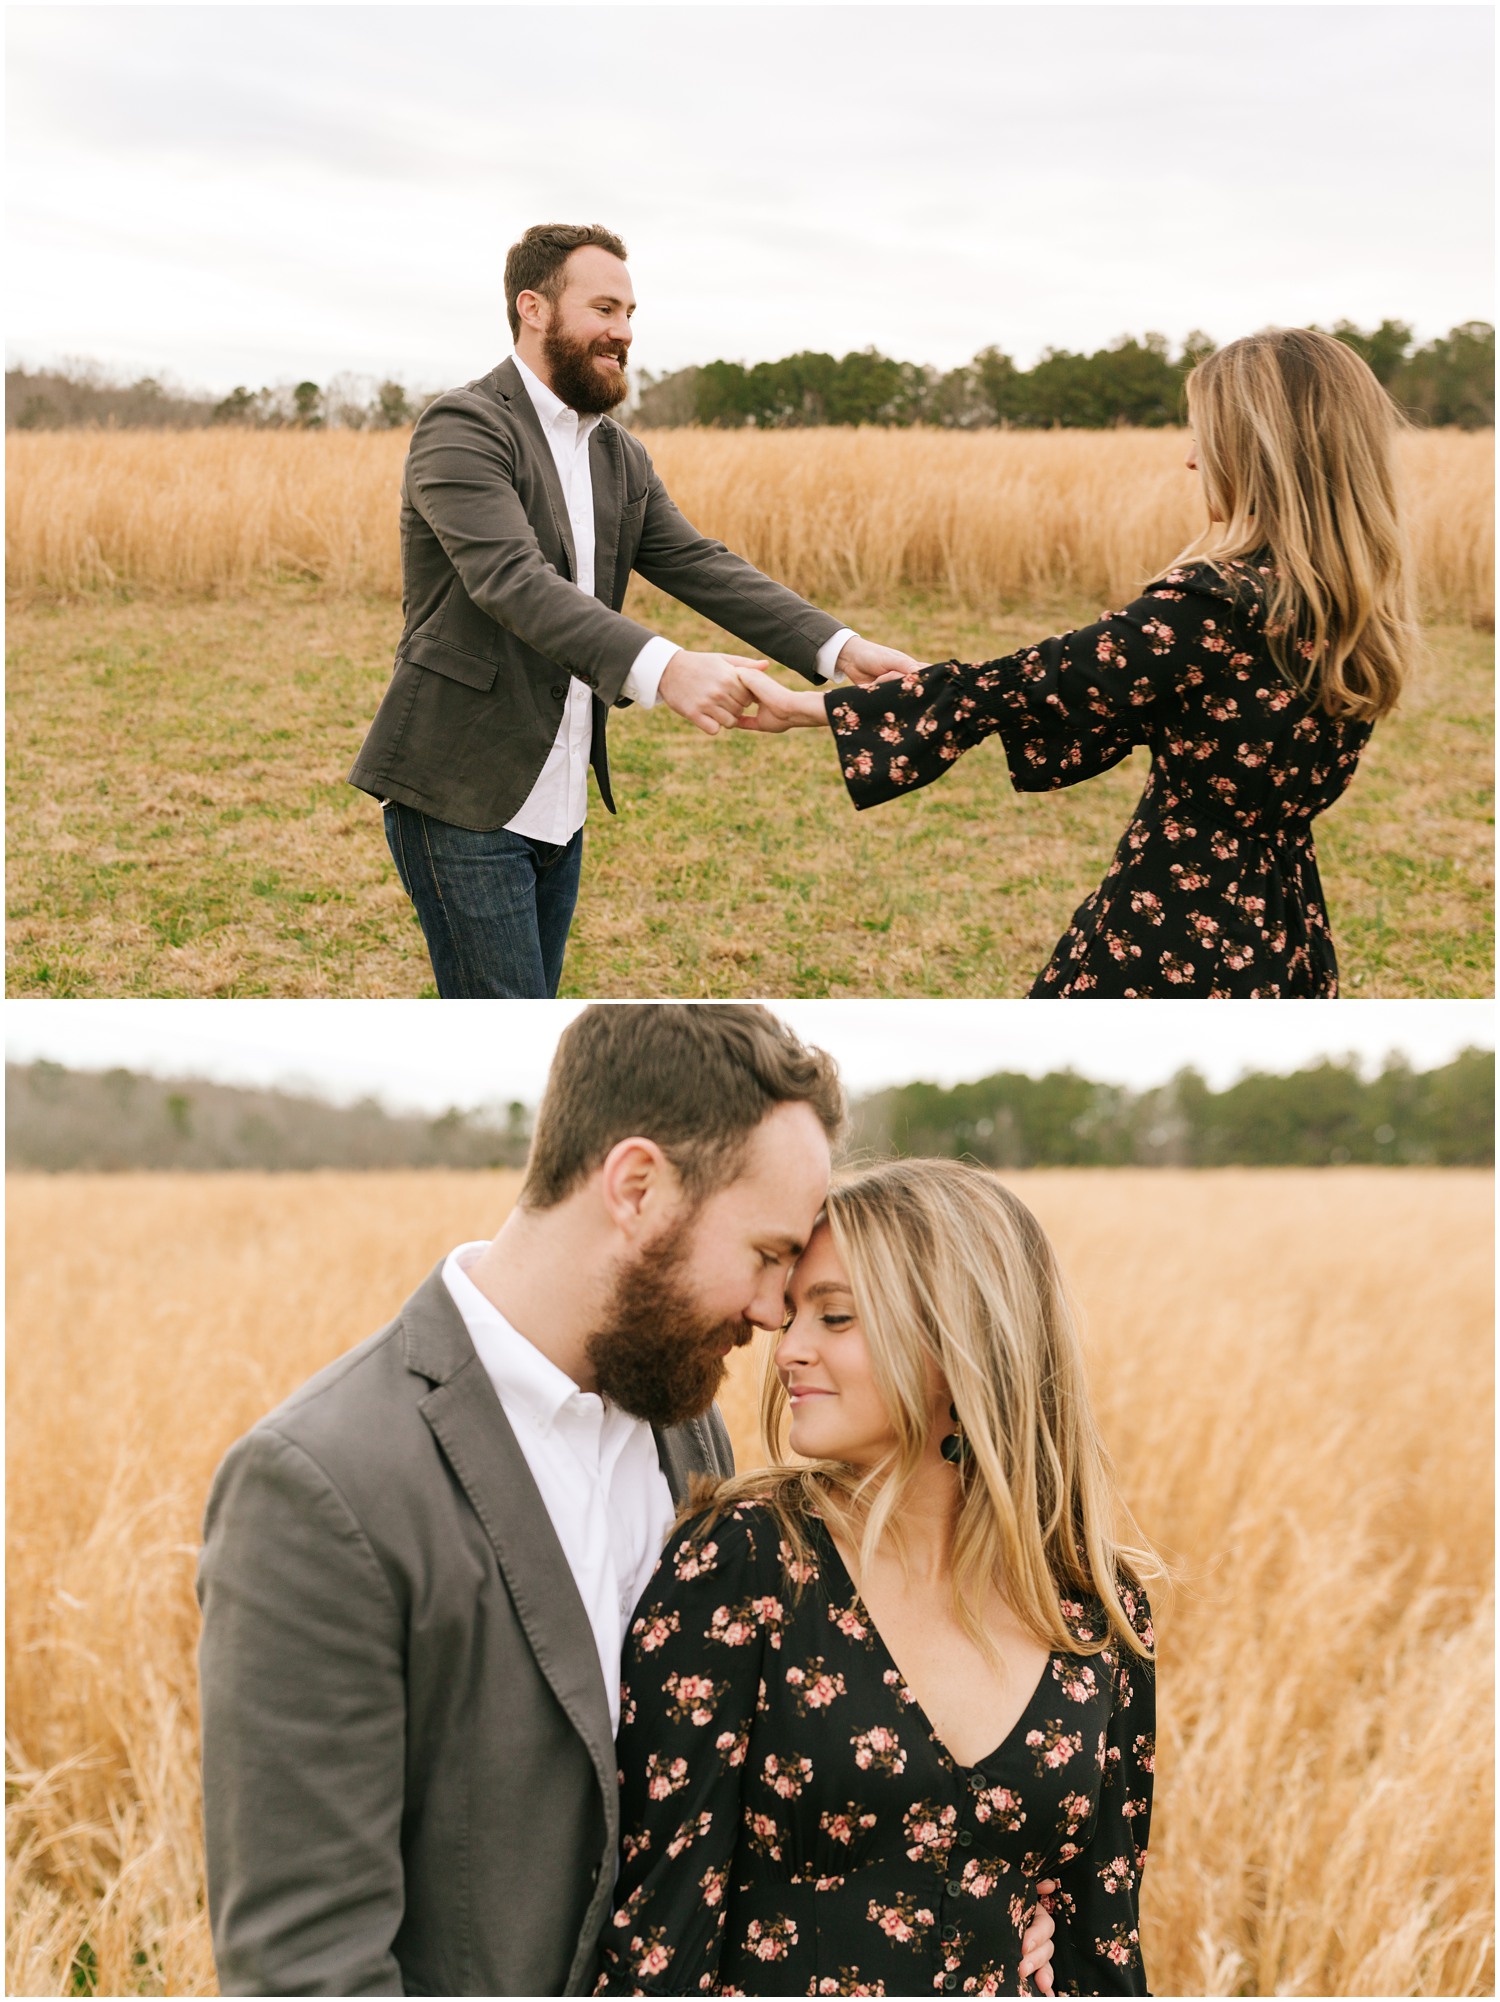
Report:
400,632,501,692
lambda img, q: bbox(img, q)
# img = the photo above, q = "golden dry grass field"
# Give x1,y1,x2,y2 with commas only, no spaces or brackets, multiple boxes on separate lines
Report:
5,429,1494,998
6,1168,1493,1998
5,428,1494,618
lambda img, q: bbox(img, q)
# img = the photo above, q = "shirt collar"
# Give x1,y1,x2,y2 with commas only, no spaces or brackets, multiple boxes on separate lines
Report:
512,350,602,445
443,1242,582,1433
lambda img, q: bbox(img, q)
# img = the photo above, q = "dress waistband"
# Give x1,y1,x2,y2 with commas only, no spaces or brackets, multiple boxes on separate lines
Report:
1141,786,1315,852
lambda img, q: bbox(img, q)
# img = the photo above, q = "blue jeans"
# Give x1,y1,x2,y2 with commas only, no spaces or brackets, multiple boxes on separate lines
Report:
384,803,584,998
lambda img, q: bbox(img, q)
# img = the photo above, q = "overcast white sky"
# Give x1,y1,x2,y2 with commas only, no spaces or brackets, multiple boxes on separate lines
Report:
7,4,1493,394
6,1000,1491,1114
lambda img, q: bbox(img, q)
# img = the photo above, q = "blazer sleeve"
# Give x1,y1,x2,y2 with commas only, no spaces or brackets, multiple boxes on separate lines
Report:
404,395,659,704
824,563,1260,810
197,1428,407,1997
631,462,845,682
595,1506,782,1995
1048,1586,1156,1997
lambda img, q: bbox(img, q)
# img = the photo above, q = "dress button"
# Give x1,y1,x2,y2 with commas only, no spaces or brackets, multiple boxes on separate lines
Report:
943,1978,958,1993
946,1878,963,1897
968,1773,986,1793
957,1830,973,1848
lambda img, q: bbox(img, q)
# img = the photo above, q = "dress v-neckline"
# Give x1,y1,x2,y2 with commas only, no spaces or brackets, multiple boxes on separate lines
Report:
817,1523,1058,1773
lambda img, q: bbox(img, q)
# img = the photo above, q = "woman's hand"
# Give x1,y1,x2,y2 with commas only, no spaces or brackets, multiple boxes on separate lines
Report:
1019,1876,1059,1993
733,667,828,732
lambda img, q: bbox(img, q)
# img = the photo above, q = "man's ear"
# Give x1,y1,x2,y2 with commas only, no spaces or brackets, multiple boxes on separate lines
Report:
515,287,550,335
597,1136,681,1241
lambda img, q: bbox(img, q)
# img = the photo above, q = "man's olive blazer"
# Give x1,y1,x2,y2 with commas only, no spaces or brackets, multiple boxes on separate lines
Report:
347,356,844,830
196,1263,734,1996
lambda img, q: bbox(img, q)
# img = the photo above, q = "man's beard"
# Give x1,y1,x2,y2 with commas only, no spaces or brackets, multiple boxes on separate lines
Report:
586,1214,756,1428
543,321,630,416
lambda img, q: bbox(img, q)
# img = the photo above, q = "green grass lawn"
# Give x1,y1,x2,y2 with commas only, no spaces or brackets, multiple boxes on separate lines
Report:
6,584,1493,996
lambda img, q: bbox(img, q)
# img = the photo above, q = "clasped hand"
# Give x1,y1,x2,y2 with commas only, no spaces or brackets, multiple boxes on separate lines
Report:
658,637,916,738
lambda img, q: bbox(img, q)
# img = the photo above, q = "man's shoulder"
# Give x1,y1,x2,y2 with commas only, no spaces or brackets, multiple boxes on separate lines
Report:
266,1313,410,1422
408,362,529,446
222,1322,391,1482
231,1300,436,1493
658,1401,734,1480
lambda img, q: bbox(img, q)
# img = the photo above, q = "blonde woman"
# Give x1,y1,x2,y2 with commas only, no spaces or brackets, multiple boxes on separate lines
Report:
740,327,1419,997
597,1160,1157,1997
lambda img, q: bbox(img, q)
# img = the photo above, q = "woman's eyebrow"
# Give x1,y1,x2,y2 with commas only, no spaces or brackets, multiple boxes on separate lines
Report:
800,1280,854,1300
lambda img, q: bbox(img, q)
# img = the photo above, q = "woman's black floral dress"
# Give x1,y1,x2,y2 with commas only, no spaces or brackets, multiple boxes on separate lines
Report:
827,558,1371,997
597,1502,1154,1998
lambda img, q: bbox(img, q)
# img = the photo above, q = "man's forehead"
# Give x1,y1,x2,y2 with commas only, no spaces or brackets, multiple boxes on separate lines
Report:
563,247,633,298
702,1173,823,1235
710,1116,829,1232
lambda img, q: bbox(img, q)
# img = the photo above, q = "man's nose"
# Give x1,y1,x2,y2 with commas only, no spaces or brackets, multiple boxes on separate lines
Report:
773,1315,813,1372
745,1266,786,1332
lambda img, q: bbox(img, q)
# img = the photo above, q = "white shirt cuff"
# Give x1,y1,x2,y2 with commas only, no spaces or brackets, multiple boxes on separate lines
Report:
620,634,679,708
815,628,856,684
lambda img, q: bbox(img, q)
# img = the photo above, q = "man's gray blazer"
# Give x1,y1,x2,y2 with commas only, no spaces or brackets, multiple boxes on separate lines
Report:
347,356,844,830
196,1263,734,1996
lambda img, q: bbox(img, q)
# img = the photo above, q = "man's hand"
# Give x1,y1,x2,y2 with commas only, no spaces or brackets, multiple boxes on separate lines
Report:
835,635,922,686
1019,1878,1060,1995
734,667,827,732
658,650,771,736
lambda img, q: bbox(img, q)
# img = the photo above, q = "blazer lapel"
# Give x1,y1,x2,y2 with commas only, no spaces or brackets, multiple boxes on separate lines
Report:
590,422,624,608
653,1414,718,1507
402,1268,615,1801
490,356,578,582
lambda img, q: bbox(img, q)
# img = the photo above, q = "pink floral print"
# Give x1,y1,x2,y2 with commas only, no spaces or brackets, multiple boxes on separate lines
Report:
597,1503,1154,1997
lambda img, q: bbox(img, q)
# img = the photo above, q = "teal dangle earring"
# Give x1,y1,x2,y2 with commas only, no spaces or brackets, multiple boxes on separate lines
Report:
940,1402,970,1467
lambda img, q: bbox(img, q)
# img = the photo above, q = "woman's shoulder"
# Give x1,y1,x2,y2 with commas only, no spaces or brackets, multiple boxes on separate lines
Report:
661,1494,805,1589
1057,1572,1155,1655
1116,1574,1156,1652
1145,553,1274,625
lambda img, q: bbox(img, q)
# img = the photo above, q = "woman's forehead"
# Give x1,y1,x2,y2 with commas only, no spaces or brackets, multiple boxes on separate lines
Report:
788,1225,846,1288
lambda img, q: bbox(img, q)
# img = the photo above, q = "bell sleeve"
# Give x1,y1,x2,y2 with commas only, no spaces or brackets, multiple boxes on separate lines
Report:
595,1504,784,1996
825,562,1264,810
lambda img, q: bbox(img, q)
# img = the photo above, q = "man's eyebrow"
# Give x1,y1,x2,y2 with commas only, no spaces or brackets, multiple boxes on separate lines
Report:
762,1234,805,1256
588,293,636,309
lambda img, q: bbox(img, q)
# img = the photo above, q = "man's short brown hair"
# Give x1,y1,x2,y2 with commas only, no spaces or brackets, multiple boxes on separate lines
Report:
520,1005,844,1210
504,223,628,341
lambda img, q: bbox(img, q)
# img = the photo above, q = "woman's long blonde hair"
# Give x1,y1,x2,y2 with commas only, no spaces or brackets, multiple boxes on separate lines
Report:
697,1158,1161,1663
1166,325,1419,721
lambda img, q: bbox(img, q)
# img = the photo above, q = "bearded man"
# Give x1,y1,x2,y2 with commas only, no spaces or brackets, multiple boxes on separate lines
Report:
348,222,918,998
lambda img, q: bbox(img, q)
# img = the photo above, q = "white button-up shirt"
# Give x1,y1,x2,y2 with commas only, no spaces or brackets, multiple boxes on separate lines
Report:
506,351,854,844
442,1242,677,1731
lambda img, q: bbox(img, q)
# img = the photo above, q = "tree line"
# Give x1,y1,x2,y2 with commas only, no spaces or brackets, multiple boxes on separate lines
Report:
7,1049,1490,1174
850,1048,1493,1169
4,1062,533,1172
4,363,438,433
9,320,1492,432
635,320,1495,431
